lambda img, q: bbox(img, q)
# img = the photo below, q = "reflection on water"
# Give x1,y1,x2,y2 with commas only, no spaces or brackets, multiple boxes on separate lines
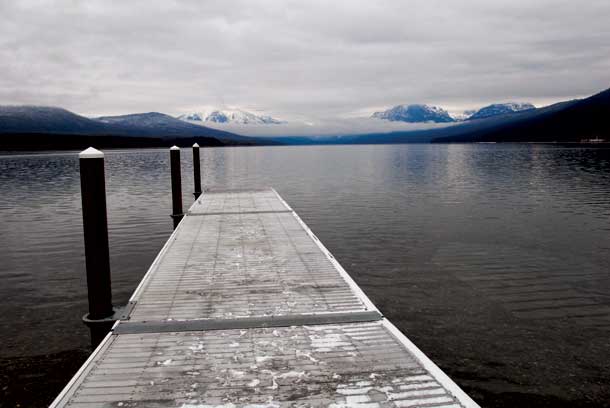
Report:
0,144,609,405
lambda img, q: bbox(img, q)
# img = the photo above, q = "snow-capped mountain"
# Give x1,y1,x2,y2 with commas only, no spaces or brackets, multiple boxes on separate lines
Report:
467,102,535,121
0,106,252,146
178,109,284,125
372,104,455,123
93,112,248,141
450,110,476,121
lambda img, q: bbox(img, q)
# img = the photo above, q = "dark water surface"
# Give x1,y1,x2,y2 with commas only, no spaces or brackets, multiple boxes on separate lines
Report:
1,145,609,407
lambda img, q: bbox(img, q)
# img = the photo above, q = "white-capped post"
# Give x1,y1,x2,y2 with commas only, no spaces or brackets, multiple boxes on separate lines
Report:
79,147,114,346
192,143,202,199
170,146,183,229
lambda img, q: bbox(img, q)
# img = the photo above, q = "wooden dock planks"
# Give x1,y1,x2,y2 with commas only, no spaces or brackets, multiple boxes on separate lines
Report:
51,189,479,408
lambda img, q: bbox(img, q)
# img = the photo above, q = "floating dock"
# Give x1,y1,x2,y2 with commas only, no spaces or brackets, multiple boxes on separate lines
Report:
51,188,479,408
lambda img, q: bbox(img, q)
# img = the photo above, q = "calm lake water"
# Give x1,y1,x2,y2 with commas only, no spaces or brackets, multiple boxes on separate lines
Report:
1,144,609,407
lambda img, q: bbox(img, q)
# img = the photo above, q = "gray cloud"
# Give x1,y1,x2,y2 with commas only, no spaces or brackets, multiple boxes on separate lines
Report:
1,0,609,129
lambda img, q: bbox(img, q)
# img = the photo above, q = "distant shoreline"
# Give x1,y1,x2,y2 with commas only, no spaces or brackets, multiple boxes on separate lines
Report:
0,132,271,151
1,137,609,153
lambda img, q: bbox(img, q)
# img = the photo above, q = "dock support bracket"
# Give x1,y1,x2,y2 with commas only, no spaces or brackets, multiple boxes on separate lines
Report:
82,301,136,346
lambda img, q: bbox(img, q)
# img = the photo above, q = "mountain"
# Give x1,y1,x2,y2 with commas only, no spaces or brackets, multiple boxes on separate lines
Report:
451,110,476,121
304,88,608,144
433,88,610,143
178,109,283,125
95,112,246,141
468,102,535,121
372,104,455,123
0,106,110,134
4,87,609,149
0,106,272,150
371,102,536,124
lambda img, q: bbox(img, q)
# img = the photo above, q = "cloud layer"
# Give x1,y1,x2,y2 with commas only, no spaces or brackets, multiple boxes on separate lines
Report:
193,117,454,137
1,0,609,125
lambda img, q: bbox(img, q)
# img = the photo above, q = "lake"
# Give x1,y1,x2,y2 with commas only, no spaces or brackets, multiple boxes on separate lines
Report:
1,144,609,407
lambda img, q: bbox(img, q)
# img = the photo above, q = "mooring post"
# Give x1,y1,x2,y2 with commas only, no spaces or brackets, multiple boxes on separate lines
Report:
170,146,183,229
193,143,202,199
79,147,115,347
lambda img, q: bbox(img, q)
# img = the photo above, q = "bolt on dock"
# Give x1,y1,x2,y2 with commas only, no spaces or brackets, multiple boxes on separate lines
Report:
51,148,479,408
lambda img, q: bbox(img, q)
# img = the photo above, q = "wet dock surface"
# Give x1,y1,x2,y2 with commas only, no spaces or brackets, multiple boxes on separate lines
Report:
51,189,479,408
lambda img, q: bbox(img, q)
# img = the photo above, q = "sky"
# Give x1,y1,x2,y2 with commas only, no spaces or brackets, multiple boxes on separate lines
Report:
1,0,610,134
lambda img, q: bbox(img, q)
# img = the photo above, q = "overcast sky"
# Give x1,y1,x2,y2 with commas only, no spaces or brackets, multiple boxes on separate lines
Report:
1,0,609,124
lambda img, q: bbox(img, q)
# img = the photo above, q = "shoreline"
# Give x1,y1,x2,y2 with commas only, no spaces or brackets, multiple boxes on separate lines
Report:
1,140,609,155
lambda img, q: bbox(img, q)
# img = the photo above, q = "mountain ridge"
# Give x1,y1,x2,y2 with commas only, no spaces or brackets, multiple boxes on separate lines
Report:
2,87,608,148
433,88,610,143
272,96,591,145
372,102,536,123
178,109,283,125
467,102,535,121
0,106,275,149
372,104,455,123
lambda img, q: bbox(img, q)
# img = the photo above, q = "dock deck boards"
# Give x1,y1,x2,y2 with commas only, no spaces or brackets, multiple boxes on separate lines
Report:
51,189,479,408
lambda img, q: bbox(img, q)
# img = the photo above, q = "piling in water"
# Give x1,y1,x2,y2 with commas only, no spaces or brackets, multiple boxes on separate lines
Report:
193,143,202,199
170,146,183,229
79,147,115,347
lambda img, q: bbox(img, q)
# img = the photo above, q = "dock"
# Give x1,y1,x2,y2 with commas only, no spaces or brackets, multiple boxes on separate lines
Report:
51,187,479,408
